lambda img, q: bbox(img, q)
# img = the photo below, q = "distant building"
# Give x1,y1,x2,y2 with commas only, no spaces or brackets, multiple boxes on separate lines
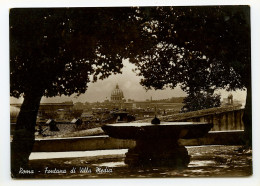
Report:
80,83,185,119
222,94,242,107
37,101,74,121
111,84,124,102
10,101,74,123
110,84,126,109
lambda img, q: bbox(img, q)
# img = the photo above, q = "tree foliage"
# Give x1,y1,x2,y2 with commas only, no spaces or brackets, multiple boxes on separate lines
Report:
128,6,250,115
131,6,250,92
70,109,84,119
181,92,221,113
10,8,149,98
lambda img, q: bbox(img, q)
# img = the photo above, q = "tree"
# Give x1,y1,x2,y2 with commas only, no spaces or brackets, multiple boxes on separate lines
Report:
181,92,221,113
130,6,251,146
70,109,84,119
42,111,58,120
10,8,150,176
73,102,84,110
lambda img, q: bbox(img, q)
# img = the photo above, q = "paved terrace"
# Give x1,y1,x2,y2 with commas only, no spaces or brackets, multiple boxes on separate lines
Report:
28,145,252,178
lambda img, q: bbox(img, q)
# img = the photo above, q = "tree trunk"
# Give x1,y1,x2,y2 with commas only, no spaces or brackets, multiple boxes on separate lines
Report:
11,91,43,178
242,83,252,148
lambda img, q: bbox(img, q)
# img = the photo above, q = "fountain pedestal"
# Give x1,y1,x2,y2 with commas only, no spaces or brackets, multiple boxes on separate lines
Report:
102,122,213,168
125,139,190,167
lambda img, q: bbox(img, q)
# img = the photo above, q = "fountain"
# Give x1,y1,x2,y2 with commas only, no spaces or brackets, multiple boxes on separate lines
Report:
102,119,213,168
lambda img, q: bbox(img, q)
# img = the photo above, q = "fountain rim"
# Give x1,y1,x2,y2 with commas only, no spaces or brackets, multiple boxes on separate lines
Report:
103,122,211,127
102,122,213,140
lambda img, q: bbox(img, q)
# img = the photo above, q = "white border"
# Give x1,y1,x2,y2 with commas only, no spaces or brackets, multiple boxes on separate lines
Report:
1,1,260,186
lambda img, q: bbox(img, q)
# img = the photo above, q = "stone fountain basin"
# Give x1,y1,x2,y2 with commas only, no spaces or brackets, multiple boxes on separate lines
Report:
102,122,213,140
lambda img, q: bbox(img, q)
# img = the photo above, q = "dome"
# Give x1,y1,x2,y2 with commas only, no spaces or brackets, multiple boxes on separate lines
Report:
111,84,124,97
111,84,124,101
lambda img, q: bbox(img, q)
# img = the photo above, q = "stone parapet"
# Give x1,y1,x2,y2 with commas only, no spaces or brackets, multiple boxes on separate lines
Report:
31,130,245,152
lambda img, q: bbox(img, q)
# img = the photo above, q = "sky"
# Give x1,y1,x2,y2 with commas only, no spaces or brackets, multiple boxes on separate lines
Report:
10,59,247,104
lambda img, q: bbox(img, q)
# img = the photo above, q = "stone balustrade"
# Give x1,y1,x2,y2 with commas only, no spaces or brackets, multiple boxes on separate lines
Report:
135,106,244,131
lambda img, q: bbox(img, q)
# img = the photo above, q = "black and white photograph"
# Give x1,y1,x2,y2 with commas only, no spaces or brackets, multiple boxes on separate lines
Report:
2,1,260,184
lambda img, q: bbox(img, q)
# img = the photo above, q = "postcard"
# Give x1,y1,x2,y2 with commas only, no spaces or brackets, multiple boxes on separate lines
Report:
8,4,254,182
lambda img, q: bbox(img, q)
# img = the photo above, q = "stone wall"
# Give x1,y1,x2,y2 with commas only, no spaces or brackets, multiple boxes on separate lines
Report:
135,106,244,131
178,109,244,131
32,130,245,152
32,135,135,152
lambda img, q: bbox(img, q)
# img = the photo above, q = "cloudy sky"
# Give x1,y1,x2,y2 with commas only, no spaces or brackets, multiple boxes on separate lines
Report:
10,59,246,104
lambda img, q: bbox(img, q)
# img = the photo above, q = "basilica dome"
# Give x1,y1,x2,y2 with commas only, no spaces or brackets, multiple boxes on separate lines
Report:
111,84,124,102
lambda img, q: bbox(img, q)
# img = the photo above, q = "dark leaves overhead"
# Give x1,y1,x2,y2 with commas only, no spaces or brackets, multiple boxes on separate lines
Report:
10,8,145,98
10,6,250,99
130,6,250,92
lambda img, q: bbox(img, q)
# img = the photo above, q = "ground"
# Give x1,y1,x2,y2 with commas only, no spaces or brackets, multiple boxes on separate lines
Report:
15,145,252,179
